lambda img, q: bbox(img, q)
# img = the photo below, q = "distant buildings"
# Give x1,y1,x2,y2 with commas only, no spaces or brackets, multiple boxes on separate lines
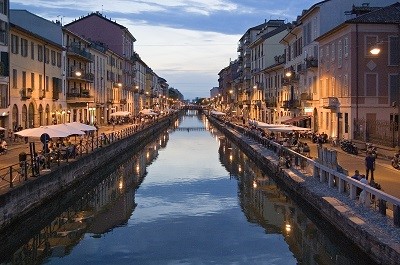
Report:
0,6,171,131
216,0,400,147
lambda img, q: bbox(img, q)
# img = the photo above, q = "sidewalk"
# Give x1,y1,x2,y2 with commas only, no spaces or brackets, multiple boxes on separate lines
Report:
0,124,133,194
303,138,400,198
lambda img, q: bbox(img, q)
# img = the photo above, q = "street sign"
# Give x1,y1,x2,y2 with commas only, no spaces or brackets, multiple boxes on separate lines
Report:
40,133,50,144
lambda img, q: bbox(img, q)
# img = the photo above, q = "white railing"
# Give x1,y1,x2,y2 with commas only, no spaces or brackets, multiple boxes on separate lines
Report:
220,118,400,227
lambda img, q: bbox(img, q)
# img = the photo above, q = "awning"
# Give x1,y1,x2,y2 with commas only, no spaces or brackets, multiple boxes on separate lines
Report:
284,115,311,124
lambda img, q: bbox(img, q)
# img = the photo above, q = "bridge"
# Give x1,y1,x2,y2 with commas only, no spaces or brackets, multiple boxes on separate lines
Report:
175,127,207,131
182,105,208,110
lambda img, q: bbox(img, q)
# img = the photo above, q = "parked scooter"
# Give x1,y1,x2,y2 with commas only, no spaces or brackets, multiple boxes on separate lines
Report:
366,143,378,159
391,152,400,169
340,139,359,155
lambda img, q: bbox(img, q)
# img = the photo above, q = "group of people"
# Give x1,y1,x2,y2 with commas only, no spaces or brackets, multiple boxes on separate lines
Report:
0,138,7,154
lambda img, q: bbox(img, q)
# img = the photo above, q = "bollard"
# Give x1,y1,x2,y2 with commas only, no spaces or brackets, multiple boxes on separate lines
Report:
9,166,13,188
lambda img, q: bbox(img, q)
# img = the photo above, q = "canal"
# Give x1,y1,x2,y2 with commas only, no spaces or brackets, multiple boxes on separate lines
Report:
1,110,375,264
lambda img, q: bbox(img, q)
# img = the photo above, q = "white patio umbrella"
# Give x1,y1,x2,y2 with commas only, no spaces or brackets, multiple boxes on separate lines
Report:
15,126,71,138
140,109,157,115
51,124,85,135
110,111,131,117
256,121,291,129
210,110,226,116
267,126,311,132
65,122,97,131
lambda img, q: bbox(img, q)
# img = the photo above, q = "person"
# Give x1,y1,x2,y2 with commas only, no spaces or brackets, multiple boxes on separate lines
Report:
351,170,361,180
365,151,375,182
0,138,7,154
303,143,310,157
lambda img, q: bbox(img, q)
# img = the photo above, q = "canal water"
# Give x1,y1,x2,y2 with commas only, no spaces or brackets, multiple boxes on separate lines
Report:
1,111,375,264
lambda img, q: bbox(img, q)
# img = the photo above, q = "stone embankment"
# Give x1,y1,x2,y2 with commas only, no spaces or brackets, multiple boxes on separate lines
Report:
0,113,179,230
209,116,400,265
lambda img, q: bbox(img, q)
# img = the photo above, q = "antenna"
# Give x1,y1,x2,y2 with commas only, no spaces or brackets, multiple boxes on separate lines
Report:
102,5,104,14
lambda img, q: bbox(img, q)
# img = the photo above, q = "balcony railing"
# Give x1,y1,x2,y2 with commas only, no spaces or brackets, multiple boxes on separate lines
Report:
20,88,32,100
300,92,312,101
322,97,339,109
282,99,300,109
305,57,318,68
265,100,277,108
67,44,93,61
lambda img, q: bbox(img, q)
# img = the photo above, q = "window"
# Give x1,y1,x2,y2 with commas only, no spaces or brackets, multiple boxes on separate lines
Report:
344,113,349,133
46,76,49,91
331,77,336,96
56,52,61,67
45,48,49,64
51,50,56,65
344,37,349,58
0,0,7,15
337,40,343,68
31,42,34,60
303,22,312,45
31,73,34,89
0,20,7,44
21,38,28,57
12,69,17,88
38,45,43,62
389,74,399,104
389,36,399,66
365,73,377,96
331,42,335,62
39,74,42,91
343,74,349,97
11,34,18,54
22,71,26,88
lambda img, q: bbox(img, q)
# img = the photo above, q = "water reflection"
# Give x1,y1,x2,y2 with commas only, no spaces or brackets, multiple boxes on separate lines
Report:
1,131,169,264
1,111,375,264
217,133,374,265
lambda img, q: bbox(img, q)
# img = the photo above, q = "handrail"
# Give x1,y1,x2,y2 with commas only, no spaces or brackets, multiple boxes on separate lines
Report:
211,116,400,227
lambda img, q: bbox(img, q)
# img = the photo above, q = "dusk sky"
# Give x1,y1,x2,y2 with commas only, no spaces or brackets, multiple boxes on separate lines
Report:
10,0,320,100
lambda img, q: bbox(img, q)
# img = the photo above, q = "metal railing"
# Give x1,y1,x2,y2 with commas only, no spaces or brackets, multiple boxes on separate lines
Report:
0,118,165,191
215,116,400,227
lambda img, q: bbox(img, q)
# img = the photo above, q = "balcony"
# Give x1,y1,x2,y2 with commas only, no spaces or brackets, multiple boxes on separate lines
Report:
305,57,318,68
67,69,94,82
282,99,300,109
274,55,285,64
120,98,127,104
322,97,339,109
20,88,32,99
67,43,93,61
300,92,312,101
66,90,94,103
265,100,277,108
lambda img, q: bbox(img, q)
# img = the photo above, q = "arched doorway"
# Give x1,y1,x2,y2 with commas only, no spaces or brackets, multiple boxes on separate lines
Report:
313,108,319,132
28,102,35,128
38,104,43,126
45,104,50,125
22,104,27,129
12,104,18,130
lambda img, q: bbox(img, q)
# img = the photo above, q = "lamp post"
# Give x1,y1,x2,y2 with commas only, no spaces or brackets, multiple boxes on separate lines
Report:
370,41,399,147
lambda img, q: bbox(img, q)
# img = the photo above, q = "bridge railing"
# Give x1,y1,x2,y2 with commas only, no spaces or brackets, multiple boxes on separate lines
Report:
216,117,400,227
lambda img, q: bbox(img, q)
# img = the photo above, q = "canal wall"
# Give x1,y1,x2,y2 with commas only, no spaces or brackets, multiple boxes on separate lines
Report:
0,113,180,230
209,117,400,265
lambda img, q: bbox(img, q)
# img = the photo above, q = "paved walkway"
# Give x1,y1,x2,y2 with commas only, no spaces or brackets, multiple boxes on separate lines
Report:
0,123,134,193
1,122,400,199
304,138,400,199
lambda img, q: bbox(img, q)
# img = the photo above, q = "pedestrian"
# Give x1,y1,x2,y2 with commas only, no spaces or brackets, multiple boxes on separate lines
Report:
351,169,361,180
365,151,375,182
303,143,310,157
